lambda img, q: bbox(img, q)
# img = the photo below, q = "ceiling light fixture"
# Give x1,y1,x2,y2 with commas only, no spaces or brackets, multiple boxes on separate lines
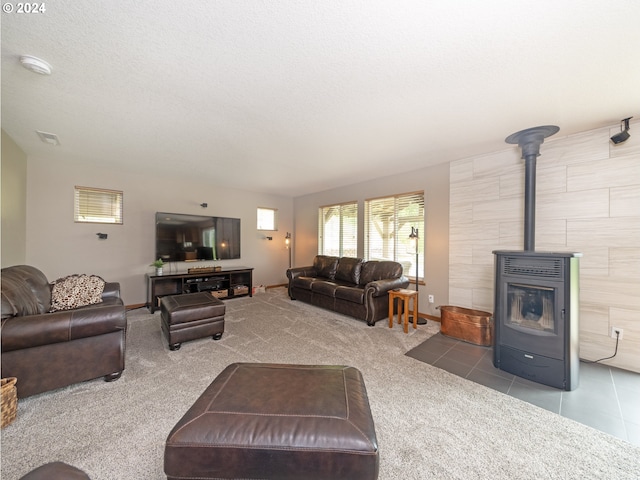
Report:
19,55,52,75
610,117,632,145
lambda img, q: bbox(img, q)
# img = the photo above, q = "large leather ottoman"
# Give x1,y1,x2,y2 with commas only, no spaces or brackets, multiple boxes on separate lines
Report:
160,292,225,351
19,462,90,479
164,363,379,480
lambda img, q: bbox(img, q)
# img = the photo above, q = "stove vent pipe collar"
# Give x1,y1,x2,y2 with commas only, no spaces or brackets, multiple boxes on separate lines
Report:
505,125,559,252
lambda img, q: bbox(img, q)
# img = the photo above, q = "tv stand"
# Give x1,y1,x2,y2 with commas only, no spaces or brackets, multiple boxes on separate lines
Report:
146,267,253,313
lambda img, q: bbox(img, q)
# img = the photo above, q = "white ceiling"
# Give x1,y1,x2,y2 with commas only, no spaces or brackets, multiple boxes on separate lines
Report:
2,1,639,197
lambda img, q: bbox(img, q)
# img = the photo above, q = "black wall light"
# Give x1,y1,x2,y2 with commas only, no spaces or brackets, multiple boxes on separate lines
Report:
610,117,632,145
200,202,208,208
96,233,108,240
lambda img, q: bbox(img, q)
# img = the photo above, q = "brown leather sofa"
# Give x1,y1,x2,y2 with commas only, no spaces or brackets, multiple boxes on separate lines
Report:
287,255,409,326
1,265,127,398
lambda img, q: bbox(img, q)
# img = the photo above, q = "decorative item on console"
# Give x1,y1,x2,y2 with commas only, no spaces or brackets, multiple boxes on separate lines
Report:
188,266,221,274
151,258,165,275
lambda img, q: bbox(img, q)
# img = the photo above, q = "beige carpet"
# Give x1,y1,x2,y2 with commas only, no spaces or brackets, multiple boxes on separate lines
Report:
1,288,639,479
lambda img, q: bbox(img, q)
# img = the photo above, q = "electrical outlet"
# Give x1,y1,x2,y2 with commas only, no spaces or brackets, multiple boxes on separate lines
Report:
428,294,435,304
611,327,623,340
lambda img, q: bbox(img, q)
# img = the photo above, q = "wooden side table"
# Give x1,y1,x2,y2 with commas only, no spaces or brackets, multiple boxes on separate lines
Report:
388,288,419,334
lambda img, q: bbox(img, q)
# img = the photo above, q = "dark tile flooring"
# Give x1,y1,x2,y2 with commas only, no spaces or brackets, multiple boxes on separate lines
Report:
406,333,640,447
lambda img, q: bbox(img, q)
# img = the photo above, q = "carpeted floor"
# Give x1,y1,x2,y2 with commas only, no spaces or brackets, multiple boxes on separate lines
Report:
1,288,639,479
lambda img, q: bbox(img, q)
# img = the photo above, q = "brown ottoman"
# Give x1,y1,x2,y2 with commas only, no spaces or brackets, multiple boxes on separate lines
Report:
19,462,90,479
160,292,225,350
164,363,379,480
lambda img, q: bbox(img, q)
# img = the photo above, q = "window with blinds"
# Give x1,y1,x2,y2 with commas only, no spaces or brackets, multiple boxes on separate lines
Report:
74,186,123,224
318,201,358,257
364,191,424,279
257,207,277,230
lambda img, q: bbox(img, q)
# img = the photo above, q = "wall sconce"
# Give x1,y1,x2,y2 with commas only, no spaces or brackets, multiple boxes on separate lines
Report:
264,236,273,241
96,233,108,240
610,117,632,145
200,202,208,208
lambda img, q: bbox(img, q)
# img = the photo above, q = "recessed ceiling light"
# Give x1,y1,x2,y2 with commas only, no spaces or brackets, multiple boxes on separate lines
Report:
19,55,52,75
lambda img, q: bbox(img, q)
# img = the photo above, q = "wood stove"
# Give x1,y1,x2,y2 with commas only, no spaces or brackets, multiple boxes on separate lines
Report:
493,251,580,390
493,126,580,391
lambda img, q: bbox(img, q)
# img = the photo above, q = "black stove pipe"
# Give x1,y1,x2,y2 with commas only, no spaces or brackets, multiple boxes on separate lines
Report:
523,154,537,251
505,125,560,251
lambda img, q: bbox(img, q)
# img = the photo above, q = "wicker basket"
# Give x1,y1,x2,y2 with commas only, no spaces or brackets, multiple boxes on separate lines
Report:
1,377,18,428
233,285,249,295
211,289,229,299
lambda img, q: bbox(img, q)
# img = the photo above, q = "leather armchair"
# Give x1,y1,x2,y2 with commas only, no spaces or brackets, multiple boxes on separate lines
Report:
1,265,127,398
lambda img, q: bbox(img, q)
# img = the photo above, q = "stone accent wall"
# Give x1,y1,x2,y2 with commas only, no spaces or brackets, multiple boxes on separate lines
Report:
449,121,640,372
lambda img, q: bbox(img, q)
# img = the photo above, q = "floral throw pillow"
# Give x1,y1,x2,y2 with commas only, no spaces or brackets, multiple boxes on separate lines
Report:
50,274,106,312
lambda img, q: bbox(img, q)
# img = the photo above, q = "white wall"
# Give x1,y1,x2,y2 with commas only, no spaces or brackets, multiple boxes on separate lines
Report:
15,120,639,373
293,161,450,318
449,120,640,373
25,156,293,306
1,130,27,267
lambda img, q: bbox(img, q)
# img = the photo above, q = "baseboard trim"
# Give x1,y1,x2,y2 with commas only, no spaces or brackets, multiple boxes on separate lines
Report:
126,303,147,311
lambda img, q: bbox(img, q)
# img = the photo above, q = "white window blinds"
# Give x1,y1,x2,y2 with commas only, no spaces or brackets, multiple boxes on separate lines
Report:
318,201,358,257
74,186,123,224
257,207,277,230
364,191,424,279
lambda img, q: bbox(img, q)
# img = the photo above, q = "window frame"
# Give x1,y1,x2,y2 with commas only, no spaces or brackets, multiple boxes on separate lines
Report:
257,207,277,231
318,201,358,257
364,191,424,281
74,186,123,224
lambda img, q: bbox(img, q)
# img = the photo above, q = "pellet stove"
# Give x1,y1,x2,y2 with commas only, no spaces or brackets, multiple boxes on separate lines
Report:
493,126,580,391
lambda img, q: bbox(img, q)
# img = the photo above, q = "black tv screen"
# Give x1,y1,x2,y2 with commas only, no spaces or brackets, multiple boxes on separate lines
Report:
155,212,241,262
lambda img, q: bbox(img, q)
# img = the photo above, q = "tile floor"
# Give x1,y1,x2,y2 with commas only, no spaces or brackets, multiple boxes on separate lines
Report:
406,332,640,447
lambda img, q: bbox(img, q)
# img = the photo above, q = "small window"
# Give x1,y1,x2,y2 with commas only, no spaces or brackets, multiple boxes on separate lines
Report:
74,186,123,224
257,207,277,231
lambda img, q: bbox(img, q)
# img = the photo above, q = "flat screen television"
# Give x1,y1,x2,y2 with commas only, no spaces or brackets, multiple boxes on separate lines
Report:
155,212,241,262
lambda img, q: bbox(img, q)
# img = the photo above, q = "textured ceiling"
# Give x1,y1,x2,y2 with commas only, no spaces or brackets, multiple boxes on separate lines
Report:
2,1,639,197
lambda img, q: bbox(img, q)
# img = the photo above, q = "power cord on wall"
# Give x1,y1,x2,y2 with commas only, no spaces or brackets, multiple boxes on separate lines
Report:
582,330,620,364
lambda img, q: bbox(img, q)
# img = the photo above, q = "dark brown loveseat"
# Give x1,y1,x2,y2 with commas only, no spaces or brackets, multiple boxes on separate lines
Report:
1,265,127,398
287,255,409,326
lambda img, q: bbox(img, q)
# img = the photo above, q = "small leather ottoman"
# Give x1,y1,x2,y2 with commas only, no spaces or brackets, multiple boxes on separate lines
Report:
160,292,225,351
164,363,379,480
